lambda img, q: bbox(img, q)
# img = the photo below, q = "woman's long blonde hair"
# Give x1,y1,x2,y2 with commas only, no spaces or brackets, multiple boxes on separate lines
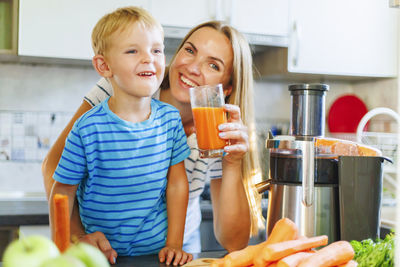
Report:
162,21,264,235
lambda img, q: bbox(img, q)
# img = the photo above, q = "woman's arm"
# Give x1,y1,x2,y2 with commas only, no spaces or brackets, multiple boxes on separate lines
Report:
210,166,250,252
210,104,252,252
42,100,92,199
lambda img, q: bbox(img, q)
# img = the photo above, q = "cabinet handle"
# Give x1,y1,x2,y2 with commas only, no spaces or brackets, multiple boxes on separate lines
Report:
291,22,301,67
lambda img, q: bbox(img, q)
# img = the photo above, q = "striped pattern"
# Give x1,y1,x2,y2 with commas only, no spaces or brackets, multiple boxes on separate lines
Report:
85,79,223,251
184,134,222,199
54,98,190,256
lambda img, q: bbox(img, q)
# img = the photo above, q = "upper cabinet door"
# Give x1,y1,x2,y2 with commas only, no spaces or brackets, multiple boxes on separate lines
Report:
230,0,289,37
150,0,215,28
18,0,149,60
288,0,398,77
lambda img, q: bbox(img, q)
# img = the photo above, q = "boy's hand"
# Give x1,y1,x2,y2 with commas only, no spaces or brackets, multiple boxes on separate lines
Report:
79,231,118,265
158,246,193,266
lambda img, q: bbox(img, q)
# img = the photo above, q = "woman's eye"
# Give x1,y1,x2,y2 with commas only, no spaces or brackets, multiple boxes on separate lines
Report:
209,63,220,71
185,47,194,54
127,50,137,54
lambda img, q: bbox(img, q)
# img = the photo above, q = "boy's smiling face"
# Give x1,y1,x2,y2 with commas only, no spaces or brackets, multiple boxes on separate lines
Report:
104,22,165,99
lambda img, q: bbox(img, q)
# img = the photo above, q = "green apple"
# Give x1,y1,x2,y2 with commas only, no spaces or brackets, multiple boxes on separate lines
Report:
40,254,86,267
64,242,110,267
2,235,60,267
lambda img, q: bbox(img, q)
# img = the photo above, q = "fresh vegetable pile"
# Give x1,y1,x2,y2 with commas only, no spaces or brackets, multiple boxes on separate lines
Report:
350,232,395,267
209,218,357,267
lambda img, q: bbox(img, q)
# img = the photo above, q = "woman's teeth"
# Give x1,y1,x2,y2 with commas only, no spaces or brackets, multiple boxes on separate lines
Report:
139,72,153,76
180,75,197,87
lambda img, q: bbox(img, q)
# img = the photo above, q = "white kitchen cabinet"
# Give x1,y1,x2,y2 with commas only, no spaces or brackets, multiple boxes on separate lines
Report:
151,0,289,47
230,0,290,47
287,0,398,77
18,0,149,60
231,0,289,38
150,0,216,28
17,0,290,60
149,0,217,41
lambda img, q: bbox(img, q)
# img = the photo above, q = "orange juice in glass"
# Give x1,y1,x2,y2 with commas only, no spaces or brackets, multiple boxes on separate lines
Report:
190,84,227,158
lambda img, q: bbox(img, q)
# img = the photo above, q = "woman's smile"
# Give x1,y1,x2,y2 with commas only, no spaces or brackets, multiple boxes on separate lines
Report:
179,74,198,88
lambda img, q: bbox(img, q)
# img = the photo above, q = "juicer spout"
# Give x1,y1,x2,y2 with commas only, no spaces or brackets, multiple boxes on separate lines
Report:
299,140,315,207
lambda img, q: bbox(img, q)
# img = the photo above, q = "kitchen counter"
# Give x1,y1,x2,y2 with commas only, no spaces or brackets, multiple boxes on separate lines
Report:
0,251,227,267
0,200,49,227
114,251,226,267
0,200,216,227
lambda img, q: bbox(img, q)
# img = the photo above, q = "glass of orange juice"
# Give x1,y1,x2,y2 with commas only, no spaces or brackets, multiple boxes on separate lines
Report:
189,84,227,158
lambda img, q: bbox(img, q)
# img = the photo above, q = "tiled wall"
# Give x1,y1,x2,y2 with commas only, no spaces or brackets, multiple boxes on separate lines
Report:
0,62,99,194
0,111,72,162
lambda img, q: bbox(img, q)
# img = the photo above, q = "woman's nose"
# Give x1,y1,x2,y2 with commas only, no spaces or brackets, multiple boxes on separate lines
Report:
186,60,201,75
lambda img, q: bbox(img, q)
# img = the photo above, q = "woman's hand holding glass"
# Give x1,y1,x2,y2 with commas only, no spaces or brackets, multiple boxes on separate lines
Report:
218,104,249,163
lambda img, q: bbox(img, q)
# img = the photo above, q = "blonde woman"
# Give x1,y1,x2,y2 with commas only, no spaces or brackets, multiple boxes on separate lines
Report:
42,20,262,261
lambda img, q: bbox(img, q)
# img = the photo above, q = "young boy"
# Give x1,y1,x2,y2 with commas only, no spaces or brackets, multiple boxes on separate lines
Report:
49,6,191,265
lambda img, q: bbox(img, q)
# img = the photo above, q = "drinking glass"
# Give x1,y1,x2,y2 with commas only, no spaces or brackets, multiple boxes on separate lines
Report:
189,84,227,158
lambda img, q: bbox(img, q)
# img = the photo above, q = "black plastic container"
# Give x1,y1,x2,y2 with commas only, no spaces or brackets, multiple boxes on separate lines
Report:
269,150,338,185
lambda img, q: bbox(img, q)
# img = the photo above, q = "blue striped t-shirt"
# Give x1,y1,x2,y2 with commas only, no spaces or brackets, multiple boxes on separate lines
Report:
53,97,191,256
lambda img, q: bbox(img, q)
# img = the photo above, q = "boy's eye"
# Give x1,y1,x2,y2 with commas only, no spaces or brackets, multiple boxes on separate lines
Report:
153,48,163,54
209,63,219,71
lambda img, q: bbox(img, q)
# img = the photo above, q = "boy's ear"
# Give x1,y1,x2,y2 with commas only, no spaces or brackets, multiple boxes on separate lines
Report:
92,55,112,78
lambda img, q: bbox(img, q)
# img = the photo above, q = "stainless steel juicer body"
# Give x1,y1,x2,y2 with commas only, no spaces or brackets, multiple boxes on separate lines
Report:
261,83,387,242
264,83,334,240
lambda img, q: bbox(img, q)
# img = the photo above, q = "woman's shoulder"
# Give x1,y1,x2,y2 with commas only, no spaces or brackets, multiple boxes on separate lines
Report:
84,78,113,107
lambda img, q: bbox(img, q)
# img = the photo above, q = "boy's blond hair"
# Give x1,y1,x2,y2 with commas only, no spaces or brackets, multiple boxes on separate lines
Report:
91,6,163,56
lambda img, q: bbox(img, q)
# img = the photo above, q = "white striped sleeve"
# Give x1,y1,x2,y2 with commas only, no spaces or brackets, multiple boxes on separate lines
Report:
84,78,113,107
207,158,222,180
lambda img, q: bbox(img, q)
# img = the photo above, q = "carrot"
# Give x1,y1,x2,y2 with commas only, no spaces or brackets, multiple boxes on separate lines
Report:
296,235,308,240
224,218,298,267
297,240,354,267
262,235,328,262
53,193,70,252
253,218,298,267
210,258,225,267
337,260,358,267
265,218,299,244
276,252,314,267
224,244,264,267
